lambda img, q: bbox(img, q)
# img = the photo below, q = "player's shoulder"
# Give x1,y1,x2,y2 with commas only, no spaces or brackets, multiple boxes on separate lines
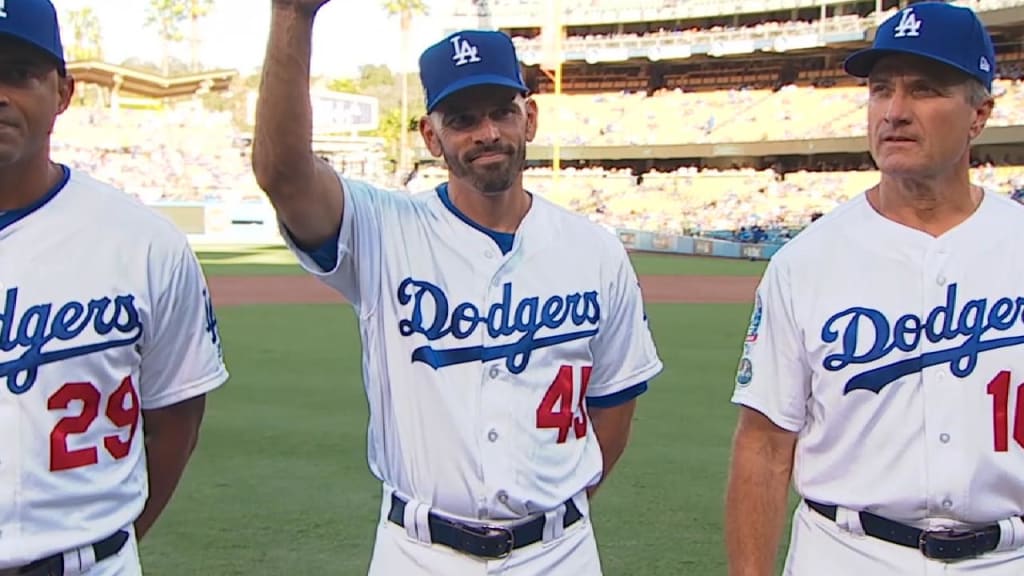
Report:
341,174,441,214
531,192,626,250
767,192,869,267
65,168,191,251
981,188,1024,221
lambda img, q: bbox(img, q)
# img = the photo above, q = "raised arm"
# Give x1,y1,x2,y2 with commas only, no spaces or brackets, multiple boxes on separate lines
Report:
251,0,343,249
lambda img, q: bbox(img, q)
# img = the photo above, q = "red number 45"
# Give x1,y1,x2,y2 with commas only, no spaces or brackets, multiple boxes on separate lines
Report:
536,365,592,443
48,376,141,472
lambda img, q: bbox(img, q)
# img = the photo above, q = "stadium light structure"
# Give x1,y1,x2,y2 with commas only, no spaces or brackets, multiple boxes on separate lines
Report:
538,0,565,182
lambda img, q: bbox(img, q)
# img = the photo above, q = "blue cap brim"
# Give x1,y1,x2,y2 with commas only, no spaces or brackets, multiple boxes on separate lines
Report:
844,47,978,85
427,73,528,112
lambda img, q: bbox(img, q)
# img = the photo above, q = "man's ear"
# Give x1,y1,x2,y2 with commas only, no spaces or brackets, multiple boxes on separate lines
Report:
57,74,75,115
524,96,538,143
419,114,443,157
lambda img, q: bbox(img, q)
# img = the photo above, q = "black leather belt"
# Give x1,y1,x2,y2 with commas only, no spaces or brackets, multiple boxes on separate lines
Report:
387,493,582,559
806,499,1004,561
0,531,129,576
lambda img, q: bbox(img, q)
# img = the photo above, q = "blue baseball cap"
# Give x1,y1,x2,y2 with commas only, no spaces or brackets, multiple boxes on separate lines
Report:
844,2,995,91
419,29,529,113
0,0,66,74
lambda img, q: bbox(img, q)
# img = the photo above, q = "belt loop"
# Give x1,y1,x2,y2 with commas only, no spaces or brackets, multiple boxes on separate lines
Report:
996,517,1024,552
61,541,96,576
402,497,432,545
542,504,566,543
835,506,866,537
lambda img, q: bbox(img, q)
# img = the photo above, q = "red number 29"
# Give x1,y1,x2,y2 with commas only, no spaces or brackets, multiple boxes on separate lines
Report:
536,365,592,443
48,376,141,472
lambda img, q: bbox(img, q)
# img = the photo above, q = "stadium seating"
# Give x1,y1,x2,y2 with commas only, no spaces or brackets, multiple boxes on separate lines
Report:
529,78,1024,145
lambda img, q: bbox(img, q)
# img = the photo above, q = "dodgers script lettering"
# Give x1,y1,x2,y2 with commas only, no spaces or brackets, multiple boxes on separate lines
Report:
397,278,600,373
821,283,1024,394
0,288,143,394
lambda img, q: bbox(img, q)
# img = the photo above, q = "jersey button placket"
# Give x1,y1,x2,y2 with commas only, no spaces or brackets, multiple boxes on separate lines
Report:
923,245,960,517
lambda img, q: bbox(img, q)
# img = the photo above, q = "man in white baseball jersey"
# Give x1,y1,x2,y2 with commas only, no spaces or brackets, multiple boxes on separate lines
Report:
725,3,1024,575
252,1,662,574
0,1,230,574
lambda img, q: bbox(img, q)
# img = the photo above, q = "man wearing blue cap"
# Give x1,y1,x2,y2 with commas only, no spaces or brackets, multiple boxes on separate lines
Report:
253,1,662,574
725,2,1024,575
0,1,230,575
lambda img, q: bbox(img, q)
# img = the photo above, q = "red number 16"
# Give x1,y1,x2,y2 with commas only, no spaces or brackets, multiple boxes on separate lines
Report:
987,371,1024,452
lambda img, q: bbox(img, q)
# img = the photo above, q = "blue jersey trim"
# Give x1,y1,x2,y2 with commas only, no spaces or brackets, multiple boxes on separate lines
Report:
587,381,649,409
306,227,341,271
437,183,515,255
0,164,70,233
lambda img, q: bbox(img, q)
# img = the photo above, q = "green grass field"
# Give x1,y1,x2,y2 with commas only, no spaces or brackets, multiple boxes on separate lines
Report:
193,245,769,278
138,247,777,575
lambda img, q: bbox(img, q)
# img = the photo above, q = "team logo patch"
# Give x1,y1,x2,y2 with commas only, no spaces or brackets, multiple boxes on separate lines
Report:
396,278,600,373
450,35,482,67
892,7,922,38
745,293,763,343
821,283,1024,394
203,287,223,359
736,357,753,387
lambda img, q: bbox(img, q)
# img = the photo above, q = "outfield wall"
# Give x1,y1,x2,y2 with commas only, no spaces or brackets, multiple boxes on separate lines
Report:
616,228,782,260
154,203,783,260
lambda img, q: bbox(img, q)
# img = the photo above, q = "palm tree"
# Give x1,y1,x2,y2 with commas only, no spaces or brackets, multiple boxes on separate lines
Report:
66,7,104,62
146,0,216,75
383,0,428,179
187,0,216,72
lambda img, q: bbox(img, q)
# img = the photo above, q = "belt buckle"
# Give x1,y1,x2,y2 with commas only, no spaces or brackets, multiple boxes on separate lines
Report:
918,528,980,561
455,522,515,559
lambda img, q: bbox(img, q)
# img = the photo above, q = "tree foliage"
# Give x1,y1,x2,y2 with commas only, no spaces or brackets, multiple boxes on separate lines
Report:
145,0,216,73
66,7,103,61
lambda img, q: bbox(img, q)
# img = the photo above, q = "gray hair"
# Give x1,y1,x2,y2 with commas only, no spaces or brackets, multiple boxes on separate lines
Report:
966,78,992,107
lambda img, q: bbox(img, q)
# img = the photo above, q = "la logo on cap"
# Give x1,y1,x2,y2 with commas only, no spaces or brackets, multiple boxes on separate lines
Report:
450,34,482,67
893,7,922,38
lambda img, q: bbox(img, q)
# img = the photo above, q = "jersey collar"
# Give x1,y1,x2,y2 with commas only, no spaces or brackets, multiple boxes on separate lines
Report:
0,164,71,234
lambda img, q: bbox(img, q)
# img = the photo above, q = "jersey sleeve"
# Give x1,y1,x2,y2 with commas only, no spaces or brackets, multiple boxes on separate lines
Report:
730,258,811,431
279,175,384,314
138,240,229,410
586,242,663,404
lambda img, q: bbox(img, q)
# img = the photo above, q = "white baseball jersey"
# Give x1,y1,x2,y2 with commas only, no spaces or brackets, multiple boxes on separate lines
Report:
0,166,229,569
732,189,1024,570
282,177,662,521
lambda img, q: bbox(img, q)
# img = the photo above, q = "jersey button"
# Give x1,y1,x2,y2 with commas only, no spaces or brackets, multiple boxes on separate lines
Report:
489,366,500,379
942,499,953,510
937,275,947,286
488,429,499,442
497,491,509,504
939,433,950,444
484,250,495,259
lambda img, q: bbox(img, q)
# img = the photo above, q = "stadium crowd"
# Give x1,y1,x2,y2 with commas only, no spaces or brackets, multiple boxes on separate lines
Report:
530,77,1024,146
52,79,1024,244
